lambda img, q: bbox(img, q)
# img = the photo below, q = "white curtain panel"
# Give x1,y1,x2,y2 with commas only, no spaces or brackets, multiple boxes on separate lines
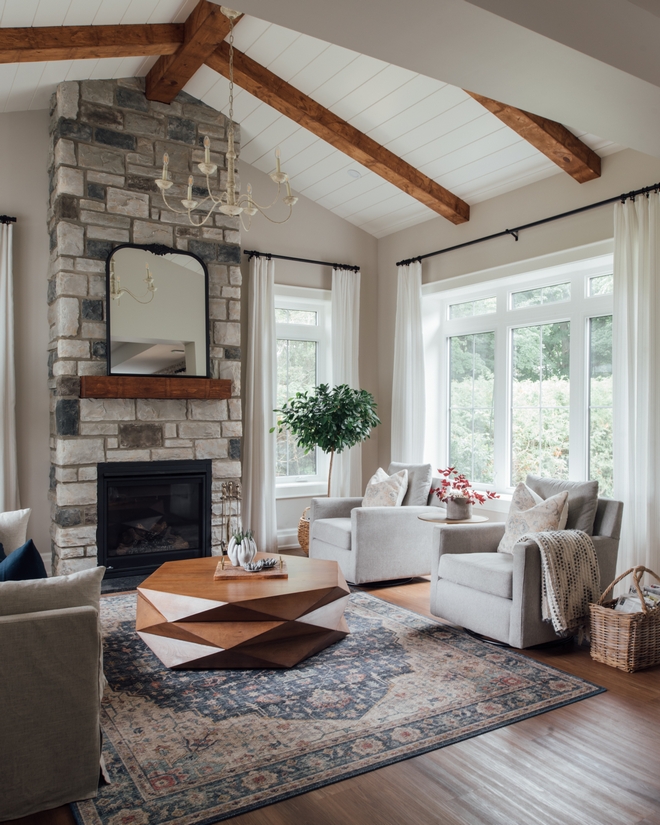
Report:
331,266,362,497
243,255,278,553
0,222,19,511
613,191,660,574
391,260,425,463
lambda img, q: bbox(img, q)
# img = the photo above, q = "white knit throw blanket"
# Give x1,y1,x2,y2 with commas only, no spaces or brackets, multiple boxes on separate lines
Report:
517,530,600,636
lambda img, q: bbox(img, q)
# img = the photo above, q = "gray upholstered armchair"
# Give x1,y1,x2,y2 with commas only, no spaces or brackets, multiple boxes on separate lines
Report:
429,476,623,648
309,463,442,585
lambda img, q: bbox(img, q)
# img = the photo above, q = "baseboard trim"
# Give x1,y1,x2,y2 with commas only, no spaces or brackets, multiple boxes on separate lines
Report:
277,527,300,550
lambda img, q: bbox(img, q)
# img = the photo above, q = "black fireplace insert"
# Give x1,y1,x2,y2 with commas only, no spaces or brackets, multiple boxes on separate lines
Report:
97,459,212,577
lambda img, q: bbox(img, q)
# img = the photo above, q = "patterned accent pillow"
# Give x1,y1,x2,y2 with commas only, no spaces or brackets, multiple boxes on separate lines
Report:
497,484,569,554
362,468,408,508
522,483,569,530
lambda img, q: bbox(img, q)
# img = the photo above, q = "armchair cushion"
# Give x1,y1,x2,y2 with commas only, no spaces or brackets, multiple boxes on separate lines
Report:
363,467,408,507
313,518,352,551
439,552,514,599
388,462,433,506
497,487,568,554
526,475,599,534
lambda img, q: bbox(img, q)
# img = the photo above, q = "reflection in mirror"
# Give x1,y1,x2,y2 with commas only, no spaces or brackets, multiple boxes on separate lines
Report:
107,245,209,376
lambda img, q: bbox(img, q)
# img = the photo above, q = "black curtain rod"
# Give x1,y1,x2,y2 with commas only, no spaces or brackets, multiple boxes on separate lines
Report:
243,249,360,272
396,180,660,267
0,215,16,224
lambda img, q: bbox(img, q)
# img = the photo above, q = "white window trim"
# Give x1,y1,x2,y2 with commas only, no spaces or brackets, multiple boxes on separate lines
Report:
422,250,613,495
274,284,331,498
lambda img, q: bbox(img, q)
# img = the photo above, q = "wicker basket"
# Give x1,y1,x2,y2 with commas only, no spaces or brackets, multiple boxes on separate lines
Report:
298,507,310,556
590,566,660,672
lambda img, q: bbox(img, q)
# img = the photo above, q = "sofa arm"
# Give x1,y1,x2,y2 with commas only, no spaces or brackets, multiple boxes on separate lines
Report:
0,605,102,820
310,497,363,522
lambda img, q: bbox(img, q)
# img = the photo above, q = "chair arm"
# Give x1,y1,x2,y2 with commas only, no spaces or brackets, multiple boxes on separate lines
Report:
351,506,436,572
430,522,506,590
0,605,101,820
592,535,619,593
310,497,363,522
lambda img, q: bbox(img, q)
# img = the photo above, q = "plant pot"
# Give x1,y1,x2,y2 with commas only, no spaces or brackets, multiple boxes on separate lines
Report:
446,498,472,520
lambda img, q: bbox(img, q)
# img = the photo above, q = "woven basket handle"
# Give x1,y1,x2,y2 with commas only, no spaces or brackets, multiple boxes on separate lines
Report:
302,507,310,521
599,565,660,613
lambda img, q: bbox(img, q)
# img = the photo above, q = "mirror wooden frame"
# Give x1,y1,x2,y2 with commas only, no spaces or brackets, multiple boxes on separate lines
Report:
105,242,211,379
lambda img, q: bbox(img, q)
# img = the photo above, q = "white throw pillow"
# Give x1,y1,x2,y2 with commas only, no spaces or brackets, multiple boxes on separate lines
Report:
497,484,569,554
363,468,408,508
0,508,31,554
522,483,569,530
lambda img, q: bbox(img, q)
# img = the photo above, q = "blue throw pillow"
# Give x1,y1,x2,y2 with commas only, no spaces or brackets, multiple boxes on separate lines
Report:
0,539,47,581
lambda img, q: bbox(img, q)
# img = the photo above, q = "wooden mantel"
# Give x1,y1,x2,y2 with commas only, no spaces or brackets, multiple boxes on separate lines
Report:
80,376,232,400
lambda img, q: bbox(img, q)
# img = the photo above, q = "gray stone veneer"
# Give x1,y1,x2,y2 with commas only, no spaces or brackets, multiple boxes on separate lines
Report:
47,78,241,575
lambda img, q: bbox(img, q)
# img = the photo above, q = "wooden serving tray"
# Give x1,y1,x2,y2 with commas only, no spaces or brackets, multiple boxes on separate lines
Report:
214,560,288,580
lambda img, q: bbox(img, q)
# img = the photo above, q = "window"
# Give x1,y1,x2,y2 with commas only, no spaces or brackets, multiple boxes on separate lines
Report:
511,281,571,309
449,332,495,483
449,296,496,319
427,254,614,494
511,321,570,483
274,285,331,488
588,315,613,495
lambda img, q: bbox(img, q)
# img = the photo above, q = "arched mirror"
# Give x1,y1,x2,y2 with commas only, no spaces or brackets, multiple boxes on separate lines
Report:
106,244,209,377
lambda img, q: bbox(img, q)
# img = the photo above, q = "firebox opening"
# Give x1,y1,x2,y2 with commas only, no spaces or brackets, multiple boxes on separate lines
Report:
98,460,212,578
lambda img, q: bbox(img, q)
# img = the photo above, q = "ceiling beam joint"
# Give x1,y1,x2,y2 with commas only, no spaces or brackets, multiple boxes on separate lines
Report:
145,1,240,104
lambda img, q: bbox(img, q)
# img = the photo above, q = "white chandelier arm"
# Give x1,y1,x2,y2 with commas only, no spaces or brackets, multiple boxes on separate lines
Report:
253,203,295,225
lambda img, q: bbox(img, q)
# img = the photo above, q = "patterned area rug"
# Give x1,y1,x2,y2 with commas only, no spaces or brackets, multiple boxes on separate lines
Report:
74,592,604,825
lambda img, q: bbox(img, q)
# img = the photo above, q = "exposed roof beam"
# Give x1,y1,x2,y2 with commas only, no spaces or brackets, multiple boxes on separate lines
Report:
466,91,601,183
205,43,470,224
0,24,184,62
146,1,239,104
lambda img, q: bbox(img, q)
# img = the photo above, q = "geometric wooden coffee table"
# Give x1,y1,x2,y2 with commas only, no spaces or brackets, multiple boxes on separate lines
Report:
136,554,350,669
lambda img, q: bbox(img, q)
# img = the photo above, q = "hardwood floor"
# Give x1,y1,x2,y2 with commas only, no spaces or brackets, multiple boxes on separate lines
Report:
9,576,660,825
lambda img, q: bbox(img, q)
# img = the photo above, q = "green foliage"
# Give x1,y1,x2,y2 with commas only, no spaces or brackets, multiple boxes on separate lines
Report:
272,383,380,456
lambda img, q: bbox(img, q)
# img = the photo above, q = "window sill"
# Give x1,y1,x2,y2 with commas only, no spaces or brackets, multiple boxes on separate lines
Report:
276,481,327,500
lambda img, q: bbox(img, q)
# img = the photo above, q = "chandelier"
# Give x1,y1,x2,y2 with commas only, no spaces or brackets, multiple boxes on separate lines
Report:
110,259,157,304
155,6,297,230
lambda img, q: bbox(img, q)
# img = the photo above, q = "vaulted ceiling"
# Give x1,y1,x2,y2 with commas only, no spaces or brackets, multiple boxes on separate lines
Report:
0,0,633,237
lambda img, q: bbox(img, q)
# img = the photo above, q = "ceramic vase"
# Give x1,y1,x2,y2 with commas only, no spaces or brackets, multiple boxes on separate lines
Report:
446,497,472,520
227,536,240,567
238,535,257,567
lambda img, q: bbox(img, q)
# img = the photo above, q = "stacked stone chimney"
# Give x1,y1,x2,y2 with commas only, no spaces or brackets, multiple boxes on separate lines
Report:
47,78,241,575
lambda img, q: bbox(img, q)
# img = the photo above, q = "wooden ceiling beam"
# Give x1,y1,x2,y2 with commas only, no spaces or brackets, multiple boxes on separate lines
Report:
205,43,470,224
145,1,240,104
466,91,601,183
0,24,184,62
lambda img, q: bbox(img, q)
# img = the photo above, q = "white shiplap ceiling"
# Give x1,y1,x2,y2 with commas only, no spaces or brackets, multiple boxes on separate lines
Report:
0,0,623,237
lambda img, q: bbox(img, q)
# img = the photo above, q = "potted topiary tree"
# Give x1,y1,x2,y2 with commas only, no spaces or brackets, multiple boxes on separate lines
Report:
272,383,380,497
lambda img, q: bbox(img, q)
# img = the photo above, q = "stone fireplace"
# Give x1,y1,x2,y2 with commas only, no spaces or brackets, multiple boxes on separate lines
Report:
47,78,242,575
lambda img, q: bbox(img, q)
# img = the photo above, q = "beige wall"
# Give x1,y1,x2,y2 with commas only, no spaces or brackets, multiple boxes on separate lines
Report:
0,110,51,561
238,160,379,543
376,148,660,468
5,108,660,556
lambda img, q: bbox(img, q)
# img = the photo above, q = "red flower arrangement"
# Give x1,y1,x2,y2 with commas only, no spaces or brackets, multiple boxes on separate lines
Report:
431,467,499,506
